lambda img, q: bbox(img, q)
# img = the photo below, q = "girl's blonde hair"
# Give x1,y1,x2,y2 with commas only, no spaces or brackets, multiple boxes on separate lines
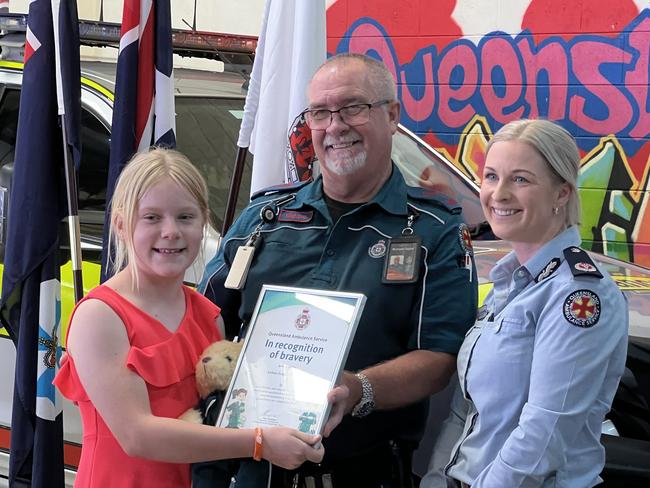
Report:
107,148,210,284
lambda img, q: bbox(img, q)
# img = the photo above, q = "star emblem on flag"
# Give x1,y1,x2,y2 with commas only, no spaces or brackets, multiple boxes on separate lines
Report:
36,279,62,421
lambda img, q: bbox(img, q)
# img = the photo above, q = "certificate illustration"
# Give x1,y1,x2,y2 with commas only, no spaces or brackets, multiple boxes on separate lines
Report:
217,285,366,434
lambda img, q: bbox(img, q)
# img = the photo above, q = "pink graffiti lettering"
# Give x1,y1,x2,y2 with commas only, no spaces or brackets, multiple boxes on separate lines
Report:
400,52,435,122
479,36,526,124
347,23,399,82
569,41,634,134
517,36,568,120
340,13,650,142
438,43,478,129
626,17,650,139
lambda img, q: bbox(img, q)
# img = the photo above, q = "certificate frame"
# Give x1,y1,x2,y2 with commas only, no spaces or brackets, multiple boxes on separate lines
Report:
216,285,366,435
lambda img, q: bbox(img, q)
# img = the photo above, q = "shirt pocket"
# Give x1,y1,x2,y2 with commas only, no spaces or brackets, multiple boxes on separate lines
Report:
492,315,533,337
483,315,535,367
261,233,294,248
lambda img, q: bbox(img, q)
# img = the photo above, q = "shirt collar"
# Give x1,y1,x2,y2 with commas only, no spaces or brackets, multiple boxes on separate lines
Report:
489,251,521,284
523,226,581,277
489,226,581,283
287,163,409,216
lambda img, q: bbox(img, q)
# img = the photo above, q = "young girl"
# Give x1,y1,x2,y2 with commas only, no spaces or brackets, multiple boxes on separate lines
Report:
54,148,325,487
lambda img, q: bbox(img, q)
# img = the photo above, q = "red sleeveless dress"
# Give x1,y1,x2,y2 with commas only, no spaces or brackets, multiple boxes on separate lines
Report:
54,285,222,487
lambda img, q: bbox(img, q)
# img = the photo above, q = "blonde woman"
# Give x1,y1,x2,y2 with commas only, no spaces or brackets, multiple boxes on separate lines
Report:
424,119,628,488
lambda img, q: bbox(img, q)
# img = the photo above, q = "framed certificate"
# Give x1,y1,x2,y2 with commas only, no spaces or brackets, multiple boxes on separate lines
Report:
216,285,366,434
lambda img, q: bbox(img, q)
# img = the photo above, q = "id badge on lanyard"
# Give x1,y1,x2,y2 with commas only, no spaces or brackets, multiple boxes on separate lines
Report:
382,210,421,284
224,194,299,290
224,229,261,289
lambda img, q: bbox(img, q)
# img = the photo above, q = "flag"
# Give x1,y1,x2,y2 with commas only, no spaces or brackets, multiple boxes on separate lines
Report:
101,0,175,281
238,0,326,195
0,0,81,485
52,0,82,170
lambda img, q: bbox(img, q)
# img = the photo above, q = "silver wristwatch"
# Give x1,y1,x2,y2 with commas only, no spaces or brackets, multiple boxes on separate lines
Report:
351,372,375,418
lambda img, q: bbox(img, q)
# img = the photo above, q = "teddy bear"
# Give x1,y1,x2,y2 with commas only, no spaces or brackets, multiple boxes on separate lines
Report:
180,340,243,426
181,340,270,488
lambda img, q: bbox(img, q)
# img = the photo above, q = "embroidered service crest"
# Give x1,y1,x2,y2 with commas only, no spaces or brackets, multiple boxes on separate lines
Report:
563,290,601,328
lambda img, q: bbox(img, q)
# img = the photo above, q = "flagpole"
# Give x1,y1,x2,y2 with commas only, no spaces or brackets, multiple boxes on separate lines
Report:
60,113,83,303
51,0,83,303
222,145,248,235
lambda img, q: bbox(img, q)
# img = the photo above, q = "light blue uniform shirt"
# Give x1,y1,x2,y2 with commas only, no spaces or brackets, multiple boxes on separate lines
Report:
438,226,628,487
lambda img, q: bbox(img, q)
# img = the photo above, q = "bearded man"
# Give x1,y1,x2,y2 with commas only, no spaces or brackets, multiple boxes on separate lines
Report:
200,53,478,488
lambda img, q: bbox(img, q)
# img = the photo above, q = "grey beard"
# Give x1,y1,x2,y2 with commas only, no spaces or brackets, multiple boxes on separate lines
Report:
322,149,367,175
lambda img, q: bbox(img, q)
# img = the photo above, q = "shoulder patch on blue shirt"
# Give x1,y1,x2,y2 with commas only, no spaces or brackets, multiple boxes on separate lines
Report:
563,289,601,328
406,186,461,214
562,247,603,280
251,179,312,200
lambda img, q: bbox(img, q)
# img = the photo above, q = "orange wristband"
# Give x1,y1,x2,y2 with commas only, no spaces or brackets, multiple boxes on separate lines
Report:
253,427,263,461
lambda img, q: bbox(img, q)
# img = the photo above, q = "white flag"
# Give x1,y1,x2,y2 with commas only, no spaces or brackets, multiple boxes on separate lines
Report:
238,0,326,195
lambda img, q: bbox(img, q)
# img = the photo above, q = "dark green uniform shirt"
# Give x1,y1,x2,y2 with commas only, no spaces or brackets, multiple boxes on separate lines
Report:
200,165,478,460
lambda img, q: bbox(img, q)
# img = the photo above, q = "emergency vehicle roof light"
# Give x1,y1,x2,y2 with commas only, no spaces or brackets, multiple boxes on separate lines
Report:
0,13,256,70
0,13,24,32
78,20,257,55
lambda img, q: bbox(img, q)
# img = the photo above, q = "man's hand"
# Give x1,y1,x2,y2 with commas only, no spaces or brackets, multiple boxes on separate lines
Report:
345,351,456,412
322,383,350,437
322,351,456,438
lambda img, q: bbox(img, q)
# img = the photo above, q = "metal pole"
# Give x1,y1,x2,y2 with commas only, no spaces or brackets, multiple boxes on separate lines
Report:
221,146,248,236
60,114,83,303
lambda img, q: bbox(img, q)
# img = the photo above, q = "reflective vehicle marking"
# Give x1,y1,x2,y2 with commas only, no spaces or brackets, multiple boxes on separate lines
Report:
612,276,650,291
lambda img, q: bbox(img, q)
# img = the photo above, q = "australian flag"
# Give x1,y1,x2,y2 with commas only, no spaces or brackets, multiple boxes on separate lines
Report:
101,0,176,282
0,0,81,486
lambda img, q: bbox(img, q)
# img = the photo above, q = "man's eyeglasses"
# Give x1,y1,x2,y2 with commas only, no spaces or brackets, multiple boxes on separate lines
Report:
302,100,391,130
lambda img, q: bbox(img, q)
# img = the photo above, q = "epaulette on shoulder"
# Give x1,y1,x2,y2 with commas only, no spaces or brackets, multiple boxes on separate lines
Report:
563,246,604,279
406,186,462,214
250,179,312,201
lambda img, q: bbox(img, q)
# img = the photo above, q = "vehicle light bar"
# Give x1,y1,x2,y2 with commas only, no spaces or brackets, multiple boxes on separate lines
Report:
0,13,256,66
0,12,23,32
78,20,257,55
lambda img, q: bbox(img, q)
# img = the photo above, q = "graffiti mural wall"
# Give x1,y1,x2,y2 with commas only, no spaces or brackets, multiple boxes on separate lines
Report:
327,0,650,267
